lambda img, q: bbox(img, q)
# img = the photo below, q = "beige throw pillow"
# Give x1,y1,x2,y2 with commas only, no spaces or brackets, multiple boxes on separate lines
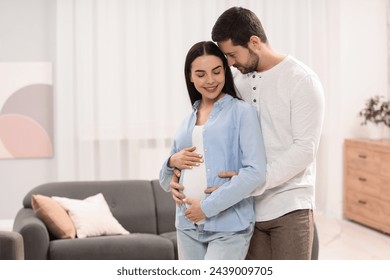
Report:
52,193,129,238
31,194,76,239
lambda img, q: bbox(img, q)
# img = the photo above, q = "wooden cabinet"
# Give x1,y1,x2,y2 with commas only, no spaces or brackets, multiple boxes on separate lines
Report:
344,138,390,234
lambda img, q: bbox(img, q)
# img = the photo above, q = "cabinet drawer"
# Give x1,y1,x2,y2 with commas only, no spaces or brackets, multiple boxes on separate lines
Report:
382,181,390,203
382,205,390,233
345,191,382,224
381,155,390,179
345,168,381,197
345,147,381,173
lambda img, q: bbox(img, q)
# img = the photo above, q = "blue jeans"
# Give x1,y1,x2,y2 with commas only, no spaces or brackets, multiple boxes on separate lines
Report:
177,223,254,260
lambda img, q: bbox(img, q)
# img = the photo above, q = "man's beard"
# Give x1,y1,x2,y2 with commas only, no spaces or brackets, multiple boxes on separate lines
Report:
235,51,259,74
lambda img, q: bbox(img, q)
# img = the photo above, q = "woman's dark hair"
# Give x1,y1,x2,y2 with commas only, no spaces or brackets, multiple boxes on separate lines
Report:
211,7,268,47
184,41,238,105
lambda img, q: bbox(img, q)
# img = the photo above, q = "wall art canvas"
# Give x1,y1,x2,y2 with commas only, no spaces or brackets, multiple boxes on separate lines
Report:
0,63,53,159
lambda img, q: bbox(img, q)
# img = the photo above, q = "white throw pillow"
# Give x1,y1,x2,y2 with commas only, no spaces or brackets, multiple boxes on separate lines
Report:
52,193,129,238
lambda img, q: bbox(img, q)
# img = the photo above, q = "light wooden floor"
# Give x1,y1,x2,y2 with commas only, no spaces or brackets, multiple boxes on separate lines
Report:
315,212,390,259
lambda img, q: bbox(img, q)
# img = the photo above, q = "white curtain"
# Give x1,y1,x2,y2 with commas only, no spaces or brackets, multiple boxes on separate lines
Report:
55,0,333,195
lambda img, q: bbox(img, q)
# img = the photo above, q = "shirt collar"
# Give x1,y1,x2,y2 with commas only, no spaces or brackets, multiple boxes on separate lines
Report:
192,94,232,111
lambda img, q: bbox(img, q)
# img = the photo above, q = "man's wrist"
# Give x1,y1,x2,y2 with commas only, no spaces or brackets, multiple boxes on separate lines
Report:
200,199,211,218
167,155,174,168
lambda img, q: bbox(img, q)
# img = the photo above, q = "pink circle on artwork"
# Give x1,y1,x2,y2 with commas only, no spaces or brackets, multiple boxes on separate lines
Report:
0,114,52,158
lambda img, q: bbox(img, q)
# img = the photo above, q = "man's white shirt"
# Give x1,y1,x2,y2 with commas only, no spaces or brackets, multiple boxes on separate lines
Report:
233,55,325,221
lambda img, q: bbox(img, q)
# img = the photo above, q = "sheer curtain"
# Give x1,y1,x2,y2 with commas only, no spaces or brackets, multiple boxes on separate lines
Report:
55,0,333,192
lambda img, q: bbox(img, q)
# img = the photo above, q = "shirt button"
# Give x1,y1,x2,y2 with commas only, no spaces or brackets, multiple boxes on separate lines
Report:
253,87,256,90
253,99,257,103
252,75,255,78
207,169,210,172
204,148,208,152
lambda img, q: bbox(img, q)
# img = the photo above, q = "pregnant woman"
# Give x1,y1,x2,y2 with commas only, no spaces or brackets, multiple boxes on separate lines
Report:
159,41,266,260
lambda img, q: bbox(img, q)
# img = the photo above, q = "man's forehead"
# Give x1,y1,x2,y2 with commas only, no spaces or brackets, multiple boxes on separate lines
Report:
218,40,238,51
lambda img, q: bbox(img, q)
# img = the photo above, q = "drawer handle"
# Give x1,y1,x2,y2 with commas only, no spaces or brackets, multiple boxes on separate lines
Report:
358,200,367,205
358,154,367,159
358,177,367,182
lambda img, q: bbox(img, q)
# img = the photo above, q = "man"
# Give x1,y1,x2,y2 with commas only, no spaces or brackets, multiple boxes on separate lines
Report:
168,7,324,259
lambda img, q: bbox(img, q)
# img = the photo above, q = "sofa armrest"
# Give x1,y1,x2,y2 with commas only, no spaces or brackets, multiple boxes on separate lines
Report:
13,208,50,260
0,231,24,260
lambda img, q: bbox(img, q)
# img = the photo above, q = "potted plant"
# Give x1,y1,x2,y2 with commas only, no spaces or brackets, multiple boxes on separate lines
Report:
359,95,390,139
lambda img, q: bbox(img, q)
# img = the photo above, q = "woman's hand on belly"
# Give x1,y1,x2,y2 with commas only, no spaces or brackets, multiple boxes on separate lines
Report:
169,146,203,169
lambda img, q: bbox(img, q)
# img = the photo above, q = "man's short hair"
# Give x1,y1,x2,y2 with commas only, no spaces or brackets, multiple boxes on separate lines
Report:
212,7,268,47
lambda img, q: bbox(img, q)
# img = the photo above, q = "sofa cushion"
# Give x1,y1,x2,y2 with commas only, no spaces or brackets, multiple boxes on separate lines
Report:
52,193,129,238
49,234,175,260
23,180,159,234
31,194,76,239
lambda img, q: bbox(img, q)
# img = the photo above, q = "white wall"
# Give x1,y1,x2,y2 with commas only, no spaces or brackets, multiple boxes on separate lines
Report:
0,0,388,221
315,0,388,218
0,0,56,220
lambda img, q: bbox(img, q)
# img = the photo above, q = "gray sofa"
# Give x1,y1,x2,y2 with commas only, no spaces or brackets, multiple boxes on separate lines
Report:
13,180,177,260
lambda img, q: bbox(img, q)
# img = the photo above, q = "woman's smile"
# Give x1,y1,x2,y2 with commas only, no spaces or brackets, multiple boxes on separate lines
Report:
204,85,219,93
